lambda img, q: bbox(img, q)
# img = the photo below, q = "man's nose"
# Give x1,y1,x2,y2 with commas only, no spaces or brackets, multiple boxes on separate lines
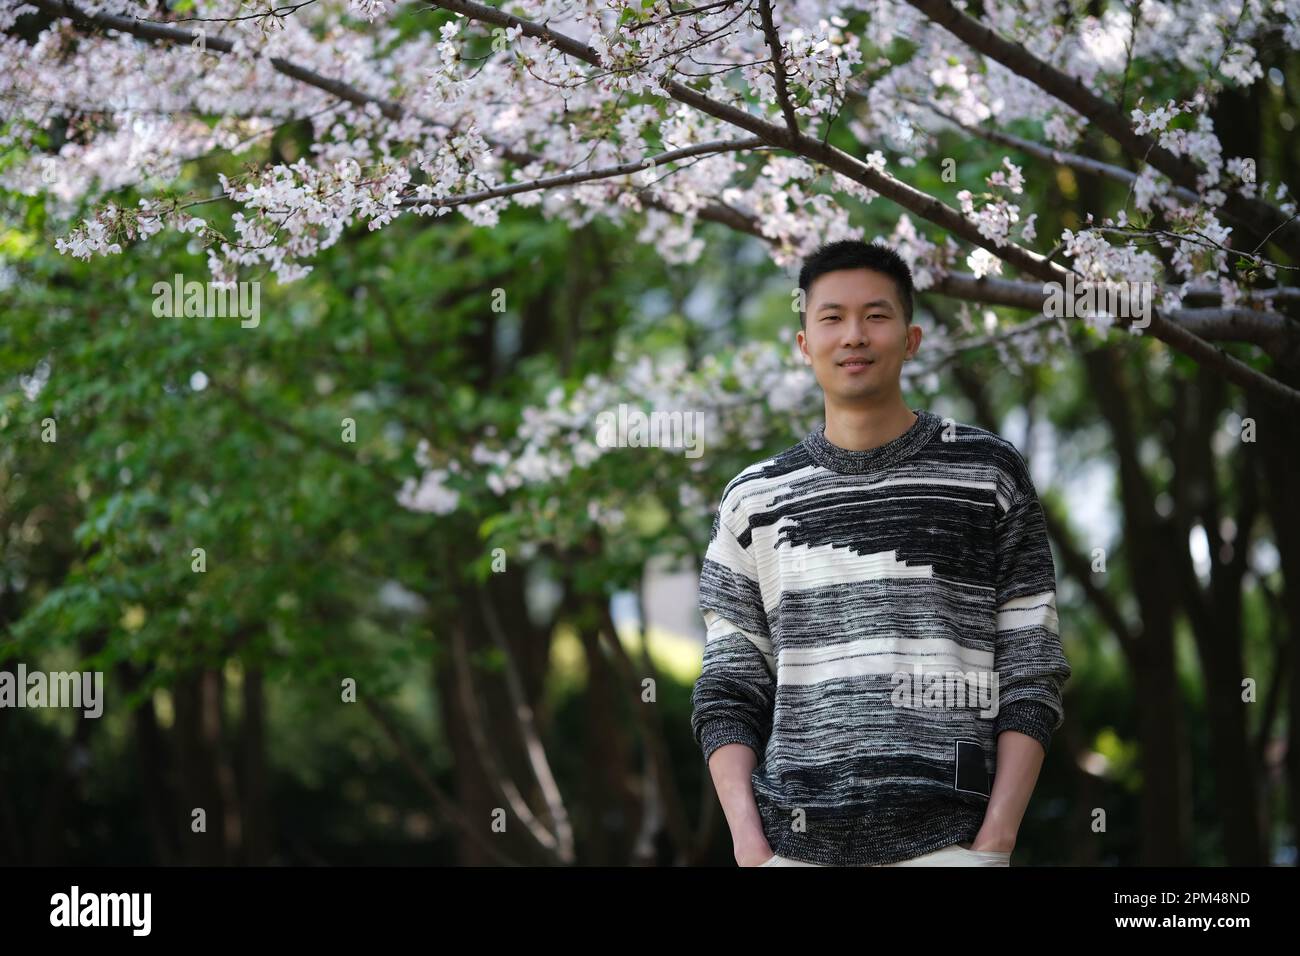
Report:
841,316,869,345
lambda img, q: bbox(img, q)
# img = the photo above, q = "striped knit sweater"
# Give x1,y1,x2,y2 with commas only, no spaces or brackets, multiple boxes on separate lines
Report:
690,408,1071,866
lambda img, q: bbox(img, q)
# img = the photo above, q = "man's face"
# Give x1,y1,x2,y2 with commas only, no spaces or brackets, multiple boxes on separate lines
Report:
796,268,921,402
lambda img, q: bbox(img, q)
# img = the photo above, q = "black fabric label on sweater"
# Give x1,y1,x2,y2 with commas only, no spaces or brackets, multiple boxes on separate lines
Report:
954,740,991,797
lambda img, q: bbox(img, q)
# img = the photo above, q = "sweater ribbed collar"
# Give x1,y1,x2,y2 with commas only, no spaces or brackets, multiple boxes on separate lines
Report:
801,409,942,475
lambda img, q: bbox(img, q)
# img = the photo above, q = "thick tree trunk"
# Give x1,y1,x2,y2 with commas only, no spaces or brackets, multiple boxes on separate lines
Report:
239,666,271,865
0,666,24,865
435,568,556,864
173,667,231,865
120,661,177,865
1084,346,1192,863
1170,371,1266,863
571,590,639,865
1251,363,1300,862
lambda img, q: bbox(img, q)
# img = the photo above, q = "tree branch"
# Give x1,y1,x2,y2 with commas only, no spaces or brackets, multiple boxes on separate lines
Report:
447,614,569,861
476,586,577,862
895,93,1199,207
362,696,522,865
28,0,416,123
397,136,766,209
902,0,1300,259
928,274,1300,362
757,0,800,143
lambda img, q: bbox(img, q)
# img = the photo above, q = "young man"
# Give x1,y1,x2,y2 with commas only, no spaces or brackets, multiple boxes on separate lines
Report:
690,239,1071,867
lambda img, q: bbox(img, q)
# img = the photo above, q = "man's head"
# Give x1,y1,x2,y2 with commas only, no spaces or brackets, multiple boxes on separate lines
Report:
795,239,922,404
797,240,915,329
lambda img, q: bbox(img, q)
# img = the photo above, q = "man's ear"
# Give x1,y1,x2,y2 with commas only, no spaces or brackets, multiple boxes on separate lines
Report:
796,329,812,365
906,321,923,358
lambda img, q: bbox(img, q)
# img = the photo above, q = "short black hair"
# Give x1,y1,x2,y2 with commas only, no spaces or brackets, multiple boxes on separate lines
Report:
797,239,914,329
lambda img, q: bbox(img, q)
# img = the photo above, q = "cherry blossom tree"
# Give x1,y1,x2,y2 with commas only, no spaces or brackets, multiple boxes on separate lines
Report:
4,0,1300,409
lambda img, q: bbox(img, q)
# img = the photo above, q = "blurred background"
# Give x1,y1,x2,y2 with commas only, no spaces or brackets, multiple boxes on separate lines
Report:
2,12,1299,867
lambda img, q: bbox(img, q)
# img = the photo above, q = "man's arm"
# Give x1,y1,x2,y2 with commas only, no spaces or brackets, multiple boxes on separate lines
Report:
974,730,1045,852
707,743,773,866
691,485,778,866
979,449,1073,854
692,608,777,865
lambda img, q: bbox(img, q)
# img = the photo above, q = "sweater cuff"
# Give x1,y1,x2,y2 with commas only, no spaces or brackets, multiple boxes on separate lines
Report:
995,700,1058,755
698,718,764,766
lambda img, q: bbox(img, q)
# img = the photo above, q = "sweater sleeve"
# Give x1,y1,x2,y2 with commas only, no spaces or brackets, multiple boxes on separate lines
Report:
991,450,1072,755
690,486,776,766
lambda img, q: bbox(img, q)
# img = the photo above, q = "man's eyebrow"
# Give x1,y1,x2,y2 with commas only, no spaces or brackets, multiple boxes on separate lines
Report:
815,300,895,313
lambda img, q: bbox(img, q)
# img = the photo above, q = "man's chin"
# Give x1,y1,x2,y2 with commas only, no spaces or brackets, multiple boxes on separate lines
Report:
825,384,887,401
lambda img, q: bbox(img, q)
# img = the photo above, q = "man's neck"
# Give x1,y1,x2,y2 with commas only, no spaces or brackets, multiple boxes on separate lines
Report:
823,396,917,452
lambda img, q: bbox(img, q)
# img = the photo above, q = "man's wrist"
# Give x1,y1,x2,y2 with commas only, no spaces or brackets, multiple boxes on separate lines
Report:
981,805,1021,841
733,825,772,862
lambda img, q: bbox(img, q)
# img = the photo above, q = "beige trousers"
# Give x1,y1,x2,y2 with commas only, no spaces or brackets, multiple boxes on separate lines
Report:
758,841,1011,867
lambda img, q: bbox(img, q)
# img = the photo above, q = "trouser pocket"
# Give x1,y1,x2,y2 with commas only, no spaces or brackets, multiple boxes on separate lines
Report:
954,841,1011,865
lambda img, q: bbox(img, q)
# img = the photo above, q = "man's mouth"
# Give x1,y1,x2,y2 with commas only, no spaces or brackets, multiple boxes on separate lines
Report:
839,357,873,368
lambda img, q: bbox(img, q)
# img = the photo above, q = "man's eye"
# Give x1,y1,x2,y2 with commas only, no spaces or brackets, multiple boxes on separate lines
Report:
823,315,840,321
